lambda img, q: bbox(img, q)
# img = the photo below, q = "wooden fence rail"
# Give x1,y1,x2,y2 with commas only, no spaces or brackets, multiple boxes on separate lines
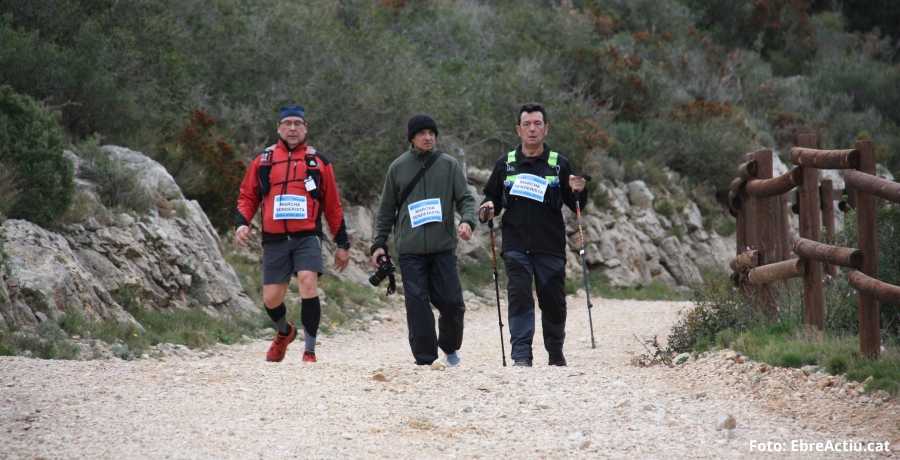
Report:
729,136,897,359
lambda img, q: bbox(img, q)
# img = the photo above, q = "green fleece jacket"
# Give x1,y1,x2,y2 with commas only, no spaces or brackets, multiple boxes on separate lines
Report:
372,147,477,255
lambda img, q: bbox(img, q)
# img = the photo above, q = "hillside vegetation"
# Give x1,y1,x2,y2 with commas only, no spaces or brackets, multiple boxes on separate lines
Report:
2,0,899,232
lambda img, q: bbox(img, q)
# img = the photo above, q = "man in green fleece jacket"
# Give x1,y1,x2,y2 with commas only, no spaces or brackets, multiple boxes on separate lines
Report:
370,113,477,366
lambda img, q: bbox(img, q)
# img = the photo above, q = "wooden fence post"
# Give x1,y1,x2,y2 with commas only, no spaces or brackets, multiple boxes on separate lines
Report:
855,140,880,359
797,134,825,330
752,149,779,316
820,179,837,277
741,153,760,297
780,193,792,262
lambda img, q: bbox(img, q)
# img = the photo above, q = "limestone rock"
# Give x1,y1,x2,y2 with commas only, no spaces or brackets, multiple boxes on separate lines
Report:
626,180,655,208
715,413,736,431
682,202,703,232
659,236,704,286
0,147,256,329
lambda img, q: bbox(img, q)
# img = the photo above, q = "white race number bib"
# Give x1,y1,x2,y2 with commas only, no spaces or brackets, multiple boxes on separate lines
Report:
408,198,442,228
509,174,548,202
273,195,307,219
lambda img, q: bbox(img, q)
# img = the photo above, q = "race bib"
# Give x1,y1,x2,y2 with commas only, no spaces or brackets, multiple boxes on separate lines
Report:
273,195,307,220
509,174,548,201
408,198,442,228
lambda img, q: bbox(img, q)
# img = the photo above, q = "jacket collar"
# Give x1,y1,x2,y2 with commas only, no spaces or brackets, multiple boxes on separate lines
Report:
513,142,551,165
409,145,440,160
278,139,308,154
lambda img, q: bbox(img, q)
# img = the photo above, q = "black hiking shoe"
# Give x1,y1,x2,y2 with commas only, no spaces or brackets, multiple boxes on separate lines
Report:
513,357,533,367
548,353,567,366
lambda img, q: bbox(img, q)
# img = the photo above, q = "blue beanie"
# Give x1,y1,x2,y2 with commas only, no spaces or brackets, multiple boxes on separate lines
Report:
279,105,306,122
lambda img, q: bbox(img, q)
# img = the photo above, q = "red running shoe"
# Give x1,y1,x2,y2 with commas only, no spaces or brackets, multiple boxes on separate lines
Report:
302,350,317,363
265,322,297,362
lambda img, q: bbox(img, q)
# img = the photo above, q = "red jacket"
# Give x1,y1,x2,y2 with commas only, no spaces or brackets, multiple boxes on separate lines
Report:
236,140,348,246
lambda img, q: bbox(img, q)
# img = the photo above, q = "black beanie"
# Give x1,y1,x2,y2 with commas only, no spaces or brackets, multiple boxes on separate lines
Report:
407,113,439,142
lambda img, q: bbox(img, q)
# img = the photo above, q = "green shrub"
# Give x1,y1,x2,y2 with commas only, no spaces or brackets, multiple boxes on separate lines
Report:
0,85,74,228
715,328,738,348
776,351,817,368
654,199,675,216
668,267,763,352
826,354,848,375
692,337,714,354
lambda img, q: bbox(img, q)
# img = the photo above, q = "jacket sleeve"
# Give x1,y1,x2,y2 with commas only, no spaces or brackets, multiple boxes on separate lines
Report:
371,167,398,254
452,159,477,230
560,156,589,212
481,156,505,214
235,155,261,230
320,162,349,246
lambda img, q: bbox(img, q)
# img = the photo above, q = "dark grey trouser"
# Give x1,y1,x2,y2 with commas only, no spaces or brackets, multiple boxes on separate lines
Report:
398,251,466,365
502,250,567,359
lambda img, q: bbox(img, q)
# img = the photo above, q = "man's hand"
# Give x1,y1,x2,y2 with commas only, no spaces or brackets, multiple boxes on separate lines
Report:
235,225,250,248
458,223,473,241
479,202,494,222
334,248,349,273
371,247,386,268
569,174,586,192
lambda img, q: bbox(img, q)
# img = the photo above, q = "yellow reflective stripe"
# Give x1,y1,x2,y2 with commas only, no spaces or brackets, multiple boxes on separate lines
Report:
506,150,517,182
507,150,559,183
546,151,559,183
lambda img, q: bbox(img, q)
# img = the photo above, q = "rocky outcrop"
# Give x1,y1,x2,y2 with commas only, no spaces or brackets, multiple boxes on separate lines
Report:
0,146,256,329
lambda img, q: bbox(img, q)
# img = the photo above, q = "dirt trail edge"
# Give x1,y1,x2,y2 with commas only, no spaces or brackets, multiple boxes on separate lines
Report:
2,294,898,459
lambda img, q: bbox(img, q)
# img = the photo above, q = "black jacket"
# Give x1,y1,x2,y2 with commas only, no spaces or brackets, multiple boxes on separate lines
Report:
481,143,588,257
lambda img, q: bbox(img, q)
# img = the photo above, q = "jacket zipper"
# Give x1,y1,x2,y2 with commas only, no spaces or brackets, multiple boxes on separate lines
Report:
283,148,293,236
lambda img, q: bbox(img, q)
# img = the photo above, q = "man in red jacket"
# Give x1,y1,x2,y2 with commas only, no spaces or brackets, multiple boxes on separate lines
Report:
235,105,350,363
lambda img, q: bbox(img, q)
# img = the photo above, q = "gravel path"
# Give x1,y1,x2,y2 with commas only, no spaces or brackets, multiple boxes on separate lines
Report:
1,294,897,459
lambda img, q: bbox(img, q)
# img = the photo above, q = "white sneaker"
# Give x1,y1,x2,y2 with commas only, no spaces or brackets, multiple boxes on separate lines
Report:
445,350,461,367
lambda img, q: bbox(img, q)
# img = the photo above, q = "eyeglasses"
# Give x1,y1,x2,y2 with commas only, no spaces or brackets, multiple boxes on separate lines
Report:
280,121,307,128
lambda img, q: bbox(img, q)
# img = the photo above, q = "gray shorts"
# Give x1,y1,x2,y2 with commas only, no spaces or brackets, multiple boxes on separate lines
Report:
262,235,323,284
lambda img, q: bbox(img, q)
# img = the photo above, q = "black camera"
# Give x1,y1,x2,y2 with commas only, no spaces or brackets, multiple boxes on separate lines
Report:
369,254,396,295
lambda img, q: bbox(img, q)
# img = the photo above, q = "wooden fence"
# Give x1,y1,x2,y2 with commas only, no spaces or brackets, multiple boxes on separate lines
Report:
727,135,900,360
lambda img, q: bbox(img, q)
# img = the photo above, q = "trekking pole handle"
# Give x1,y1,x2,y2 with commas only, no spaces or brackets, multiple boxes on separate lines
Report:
479,205,491,224
572,173,592,204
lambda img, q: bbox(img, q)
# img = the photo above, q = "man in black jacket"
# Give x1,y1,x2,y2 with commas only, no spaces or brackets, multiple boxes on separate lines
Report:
480,102,587,367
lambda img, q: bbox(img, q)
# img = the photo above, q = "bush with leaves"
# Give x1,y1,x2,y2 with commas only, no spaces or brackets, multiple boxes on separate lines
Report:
668,269,764,352
169,109,245,233
0,85,74,228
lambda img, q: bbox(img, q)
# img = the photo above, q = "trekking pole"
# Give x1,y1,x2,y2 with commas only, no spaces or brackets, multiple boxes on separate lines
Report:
572,174,596,349
480,206,507,366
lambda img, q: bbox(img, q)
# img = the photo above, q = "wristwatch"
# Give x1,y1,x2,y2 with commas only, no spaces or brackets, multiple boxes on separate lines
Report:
336,241,351,250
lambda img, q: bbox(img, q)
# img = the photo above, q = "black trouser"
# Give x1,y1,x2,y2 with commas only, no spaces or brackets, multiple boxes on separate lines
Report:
503,250,567,359
398,251,466,365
